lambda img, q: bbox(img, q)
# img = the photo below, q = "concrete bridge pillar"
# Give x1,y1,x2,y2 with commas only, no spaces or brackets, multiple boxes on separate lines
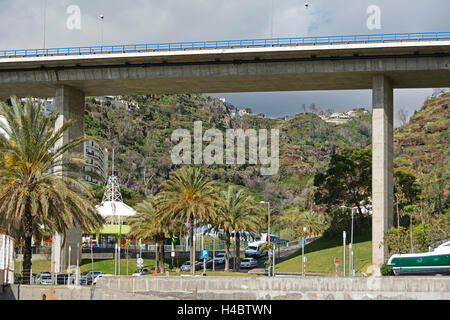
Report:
51,85,85,273
371,74,394,274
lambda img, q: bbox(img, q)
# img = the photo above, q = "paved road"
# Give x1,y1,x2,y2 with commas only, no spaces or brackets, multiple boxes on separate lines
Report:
205,237,320,273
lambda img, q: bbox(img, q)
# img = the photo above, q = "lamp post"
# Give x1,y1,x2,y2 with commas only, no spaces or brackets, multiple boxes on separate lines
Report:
43,0,47,49
341,205,355,277
68,245,71,286
99,14,104,47
343,231,346,277
350,208,355,277
76,242,80,285
260,201,270,276
302,226,306,277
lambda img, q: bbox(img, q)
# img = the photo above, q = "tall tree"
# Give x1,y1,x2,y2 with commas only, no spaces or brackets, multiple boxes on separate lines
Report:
393,170,421,228
299,210,326,237
313,147,372,215
154,166,219,275
0,97,104,284
128,196,184,273
213,185,263,272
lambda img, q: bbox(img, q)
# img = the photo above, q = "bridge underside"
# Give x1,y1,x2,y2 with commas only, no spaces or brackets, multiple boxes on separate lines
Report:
0,57,449,98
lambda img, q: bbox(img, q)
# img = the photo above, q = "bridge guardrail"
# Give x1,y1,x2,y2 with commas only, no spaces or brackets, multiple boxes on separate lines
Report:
1,32,450,59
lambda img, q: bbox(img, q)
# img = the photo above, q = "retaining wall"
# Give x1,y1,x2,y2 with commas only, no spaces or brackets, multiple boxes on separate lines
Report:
96,275,450,300
3,276,449,300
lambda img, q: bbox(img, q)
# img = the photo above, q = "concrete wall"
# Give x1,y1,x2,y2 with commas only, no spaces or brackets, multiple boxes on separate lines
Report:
0,284,159,300
4,276,448,300
95,276,450,300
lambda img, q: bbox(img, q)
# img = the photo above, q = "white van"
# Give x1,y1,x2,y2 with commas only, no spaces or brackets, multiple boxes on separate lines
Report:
245,240,268,258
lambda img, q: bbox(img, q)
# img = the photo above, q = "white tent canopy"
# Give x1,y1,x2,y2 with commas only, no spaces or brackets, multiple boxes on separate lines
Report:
96,201,136,218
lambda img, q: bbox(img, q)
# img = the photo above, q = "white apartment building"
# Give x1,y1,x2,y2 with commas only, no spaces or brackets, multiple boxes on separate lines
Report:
84,140,108,185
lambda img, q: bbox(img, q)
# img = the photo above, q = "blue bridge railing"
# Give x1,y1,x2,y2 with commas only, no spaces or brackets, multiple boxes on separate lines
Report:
1,31,449,59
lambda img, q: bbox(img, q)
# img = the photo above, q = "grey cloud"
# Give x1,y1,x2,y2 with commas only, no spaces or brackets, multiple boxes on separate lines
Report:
1,0,448,126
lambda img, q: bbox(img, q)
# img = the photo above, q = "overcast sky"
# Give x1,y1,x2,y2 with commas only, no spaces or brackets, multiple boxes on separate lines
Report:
1,0,449,125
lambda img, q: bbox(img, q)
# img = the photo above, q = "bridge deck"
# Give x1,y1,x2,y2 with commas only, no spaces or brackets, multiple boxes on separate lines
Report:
1,31,449,59
0,32,449,97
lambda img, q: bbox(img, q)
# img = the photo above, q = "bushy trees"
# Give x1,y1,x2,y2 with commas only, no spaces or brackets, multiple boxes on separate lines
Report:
214,185,264,272
153,166,220,275
313,147,372,216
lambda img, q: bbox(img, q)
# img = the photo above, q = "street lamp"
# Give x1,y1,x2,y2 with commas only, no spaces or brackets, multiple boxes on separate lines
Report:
99,14,104,47
302,226,306,277
260,201,271,276
340,205,355,277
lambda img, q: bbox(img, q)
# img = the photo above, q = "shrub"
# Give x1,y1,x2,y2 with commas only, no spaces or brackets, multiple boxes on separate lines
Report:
384,227,410,254
380,263,393,276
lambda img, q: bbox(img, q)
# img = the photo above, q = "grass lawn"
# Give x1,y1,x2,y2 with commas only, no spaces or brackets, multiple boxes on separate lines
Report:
16,258,179,275
275,236,372,276
16,257,260,277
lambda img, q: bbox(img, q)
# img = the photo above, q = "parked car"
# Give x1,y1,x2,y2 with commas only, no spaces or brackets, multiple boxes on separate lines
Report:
79,272,89,285
69,273,80,284
196,258,213,269
37,272,52,285
132,267,151,277
240,257,258,268
56,274,70,285
93,273,113,285
180,261,201,271
83,270,103,285
214,253,226,264
180,261,192,271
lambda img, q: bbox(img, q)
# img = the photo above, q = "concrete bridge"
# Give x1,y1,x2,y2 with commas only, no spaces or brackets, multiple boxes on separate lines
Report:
1,32,449,275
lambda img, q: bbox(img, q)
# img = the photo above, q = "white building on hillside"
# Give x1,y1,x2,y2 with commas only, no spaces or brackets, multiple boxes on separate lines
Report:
238,108,248,116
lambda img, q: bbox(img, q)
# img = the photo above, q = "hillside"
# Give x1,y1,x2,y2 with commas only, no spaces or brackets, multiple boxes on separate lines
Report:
84,94,372,210
394,92,449,212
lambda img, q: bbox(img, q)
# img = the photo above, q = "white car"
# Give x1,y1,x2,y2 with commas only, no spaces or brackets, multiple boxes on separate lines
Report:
214,253,226,264
180,261,191,271
240,257,258,268
93,273,113,285
37,273,52,285
180,261,200,271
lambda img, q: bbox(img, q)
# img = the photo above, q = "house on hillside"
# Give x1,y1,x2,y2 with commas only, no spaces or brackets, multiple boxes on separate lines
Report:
238,109,248,117
330,112,349,119
346,110,358,118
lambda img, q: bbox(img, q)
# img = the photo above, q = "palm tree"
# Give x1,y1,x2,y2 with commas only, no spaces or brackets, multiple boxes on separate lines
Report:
215,185,263,272
128,196,184,273
0,97,104,284
299,210,325,237
154,166,219,275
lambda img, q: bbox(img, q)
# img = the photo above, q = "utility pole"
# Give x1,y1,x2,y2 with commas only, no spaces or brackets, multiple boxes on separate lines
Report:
260,201,270,276
99,14,104,47
213,236,215,272
43,0,47,49
68,246,71,286
76,242,80,285
350,208,354,276
302,227,306,277
343,231,346,277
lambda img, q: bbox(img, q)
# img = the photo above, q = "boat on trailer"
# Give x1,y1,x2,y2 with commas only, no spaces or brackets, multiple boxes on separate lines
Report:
387,240,450,275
